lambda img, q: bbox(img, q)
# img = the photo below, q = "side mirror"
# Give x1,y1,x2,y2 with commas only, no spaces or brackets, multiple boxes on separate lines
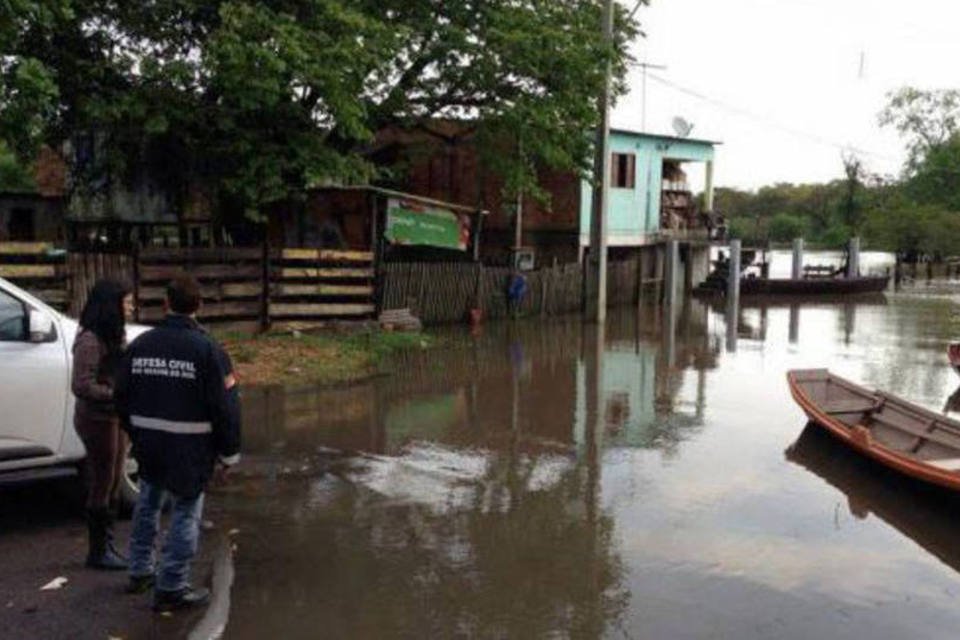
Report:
29,309,55,343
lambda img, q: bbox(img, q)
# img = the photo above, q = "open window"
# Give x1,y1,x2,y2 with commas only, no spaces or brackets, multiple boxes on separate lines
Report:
611,153,636,189
660,160,698,231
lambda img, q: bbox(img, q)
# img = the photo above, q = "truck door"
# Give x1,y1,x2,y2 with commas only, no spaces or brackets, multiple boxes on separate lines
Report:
0,286,70,459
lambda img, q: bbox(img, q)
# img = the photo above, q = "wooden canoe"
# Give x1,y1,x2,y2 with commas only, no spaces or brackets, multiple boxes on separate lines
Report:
787,369,960,492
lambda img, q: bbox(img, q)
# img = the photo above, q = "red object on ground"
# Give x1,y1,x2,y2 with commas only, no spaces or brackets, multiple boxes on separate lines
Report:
468,308,483,327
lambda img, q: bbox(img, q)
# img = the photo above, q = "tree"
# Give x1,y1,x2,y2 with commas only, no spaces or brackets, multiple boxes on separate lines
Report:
0,141,35,191
1,1,642,221
903,135,960,211
767,212,807,242
865,203,960,260
879,87,960,172
840,151,864,232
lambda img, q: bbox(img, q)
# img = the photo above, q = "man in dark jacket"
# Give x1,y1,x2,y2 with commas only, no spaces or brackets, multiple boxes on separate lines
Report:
115,274,241,612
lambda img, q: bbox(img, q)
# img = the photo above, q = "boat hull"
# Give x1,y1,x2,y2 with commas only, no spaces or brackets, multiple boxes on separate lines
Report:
787,369,960,492
741,275,889,295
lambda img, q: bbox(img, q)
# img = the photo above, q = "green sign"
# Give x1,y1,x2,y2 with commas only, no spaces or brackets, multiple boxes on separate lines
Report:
384,198,469,251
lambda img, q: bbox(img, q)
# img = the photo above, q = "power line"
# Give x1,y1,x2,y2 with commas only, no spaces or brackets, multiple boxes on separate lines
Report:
635,61,666,132
636,69,899,163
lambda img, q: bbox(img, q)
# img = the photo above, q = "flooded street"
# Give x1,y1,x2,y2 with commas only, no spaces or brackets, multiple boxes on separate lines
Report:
220,271,960,639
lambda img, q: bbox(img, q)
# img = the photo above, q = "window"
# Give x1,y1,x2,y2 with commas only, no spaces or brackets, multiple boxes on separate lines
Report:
0,289,27,342
611,153,636,189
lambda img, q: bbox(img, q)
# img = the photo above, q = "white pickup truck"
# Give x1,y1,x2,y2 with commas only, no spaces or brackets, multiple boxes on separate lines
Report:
0,276,148,507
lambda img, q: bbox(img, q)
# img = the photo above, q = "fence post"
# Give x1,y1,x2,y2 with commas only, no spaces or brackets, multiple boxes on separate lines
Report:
132,244,141,323
259,238,270,333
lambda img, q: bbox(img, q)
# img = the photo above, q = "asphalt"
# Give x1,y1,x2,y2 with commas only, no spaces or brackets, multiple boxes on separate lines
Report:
0,478,220,640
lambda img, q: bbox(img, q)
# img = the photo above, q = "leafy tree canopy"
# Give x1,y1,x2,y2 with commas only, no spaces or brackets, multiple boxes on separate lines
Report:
1,1,642,219
879,87,960,172
0,140,35,191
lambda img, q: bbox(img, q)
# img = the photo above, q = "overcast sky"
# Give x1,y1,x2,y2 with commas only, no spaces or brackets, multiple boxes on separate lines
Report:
611,0,959,191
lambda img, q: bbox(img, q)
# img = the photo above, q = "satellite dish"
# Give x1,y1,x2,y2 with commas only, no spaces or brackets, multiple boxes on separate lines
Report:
672,116,694,138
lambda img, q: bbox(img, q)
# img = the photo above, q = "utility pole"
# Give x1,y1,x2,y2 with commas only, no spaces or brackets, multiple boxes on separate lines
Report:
585,0,614,322
636,62,667,132
514,136,524,252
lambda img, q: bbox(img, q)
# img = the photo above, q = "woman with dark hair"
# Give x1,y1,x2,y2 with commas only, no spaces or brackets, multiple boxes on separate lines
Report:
72,279,134,570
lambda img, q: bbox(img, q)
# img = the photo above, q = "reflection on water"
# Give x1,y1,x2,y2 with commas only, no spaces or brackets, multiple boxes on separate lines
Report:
786,425,960,577
218,277,960,639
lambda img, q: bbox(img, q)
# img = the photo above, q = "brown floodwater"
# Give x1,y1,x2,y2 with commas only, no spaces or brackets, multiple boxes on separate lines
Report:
212,277,960,639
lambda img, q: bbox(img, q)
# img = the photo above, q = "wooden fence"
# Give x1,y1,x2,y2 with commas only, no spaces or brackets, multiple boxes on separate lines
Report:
380,261,591,324
0,242,71,311
0,243,377,332
67,252,134,316
379,253,665,325
2,240,660,329
136,247,265,333
270,248,376,332
135,246,377,332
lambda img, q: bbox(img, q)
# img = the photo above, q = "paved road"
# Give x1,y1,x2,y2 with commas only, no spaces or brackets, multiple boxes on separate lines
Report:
0,479,217,640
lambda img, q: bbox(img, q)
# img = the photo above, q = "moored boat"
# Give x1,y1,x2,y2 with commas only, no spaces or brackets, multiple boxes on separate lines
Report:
740,274,889,295
787,369,960,492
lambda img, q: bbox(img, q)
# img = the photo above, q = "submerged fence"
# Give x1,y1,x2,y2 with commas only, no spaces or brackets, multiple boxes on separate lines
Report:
379,262,584,324
380,253,659,325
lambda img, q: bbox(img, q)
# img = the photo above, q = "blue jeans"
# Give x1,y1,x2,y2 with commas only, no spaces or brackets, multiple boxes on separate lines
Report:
128,479,205,593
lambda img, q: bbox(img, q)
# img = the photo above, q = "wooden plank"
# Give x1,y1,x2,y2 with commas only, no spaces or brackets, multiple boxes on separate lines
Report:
223,282,263,298
0,242,53,255
136,306,165,322
139,264,261,282
280,248,373,262
277,267,374,280
139,247,262,262
272,283,374,297
138,281,262,302
0,264,56,278
197,319,261,335
24,289,69,304
270,303,375,317
270,320,330,333
823,401,878,415
198,301,262,318
138,301,261,322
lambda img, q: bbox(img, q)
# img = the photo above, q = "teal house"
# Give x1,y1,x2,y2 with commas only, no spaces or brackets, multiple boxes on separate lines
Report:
579,130,719,249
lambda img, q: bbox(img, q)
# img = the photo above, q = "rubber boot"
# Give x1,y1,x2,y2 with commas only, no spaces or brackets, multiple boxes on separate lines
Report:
86,508,127,571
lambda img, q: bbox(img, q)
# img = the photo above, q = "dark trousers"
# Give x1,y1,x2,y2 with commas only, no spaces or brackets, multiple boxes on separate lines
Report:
74,414,127,509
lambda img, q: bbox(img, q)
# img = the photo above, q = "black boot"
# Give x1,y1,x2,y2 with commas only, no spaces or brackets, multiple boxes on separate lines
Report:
103,512,128,561
153,587,210,612
85,508,127,571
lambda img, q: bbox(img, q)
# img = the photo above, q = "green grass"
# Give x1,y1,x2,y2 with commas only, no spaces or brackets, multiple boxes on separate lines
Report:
214,329,436,387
